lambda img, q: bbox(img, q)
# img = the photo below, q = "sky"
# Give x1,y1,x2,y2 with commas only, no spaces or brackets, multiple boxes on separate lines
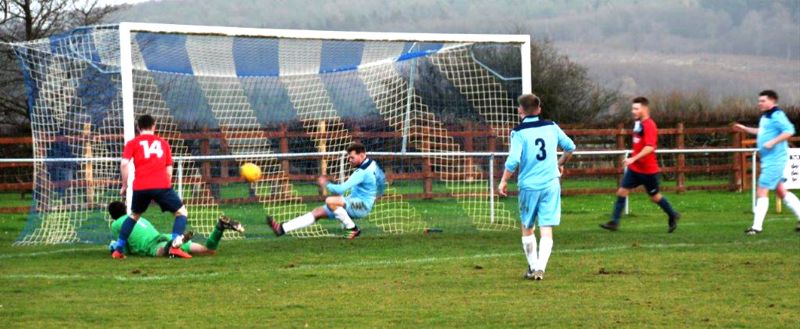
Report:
97,0,153,6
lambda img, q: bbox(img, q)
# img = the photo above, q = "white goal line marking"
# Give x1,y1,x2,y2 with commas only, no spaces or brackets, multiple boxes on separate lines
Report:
1,238,794,281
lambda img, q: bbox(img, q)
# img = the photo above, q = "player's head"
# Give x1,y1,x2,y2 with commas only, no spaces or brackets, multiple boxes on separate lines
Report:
758,90,778,111
631,96,650,120
346,142,367,167
107,201,127,220
517,94,542,117
137,114,156,132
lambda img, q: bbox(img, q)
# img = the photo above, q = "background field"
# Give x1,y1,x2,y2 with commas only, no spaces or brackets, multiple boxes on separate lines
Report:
0,189,798,328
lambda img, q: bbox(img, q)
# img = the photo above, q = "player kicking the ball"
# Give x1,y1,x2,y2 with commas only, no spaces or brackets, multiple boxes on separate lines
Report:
107,201,244,257
733,90,798,234
499,94,576,281
267,142,384,239
114,114,192,259
600,97,681,233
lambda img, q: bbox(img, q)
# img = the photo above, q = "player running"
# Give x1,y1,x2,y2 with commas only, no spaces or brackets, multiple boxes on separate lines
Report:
114,114,191,259
107,201,244,257
600,97,681,233
733,90,799,234
267,142,385,239
499,94,576,281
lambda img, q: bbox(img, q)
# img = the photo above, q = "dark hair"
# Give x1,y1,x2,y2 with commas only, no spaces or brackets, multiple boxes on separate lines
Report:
107,201,127,220
137,114,156,130
517,94,542,114
346,142,366,154
632,96,649,106
759,90,778,101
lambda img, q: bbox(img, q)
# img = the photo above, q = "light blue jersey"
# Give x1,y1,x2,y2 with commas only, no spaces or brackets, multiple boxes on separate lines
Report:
757,107,796,189
505,116,576,228
505,116,576,191
325,158,384,218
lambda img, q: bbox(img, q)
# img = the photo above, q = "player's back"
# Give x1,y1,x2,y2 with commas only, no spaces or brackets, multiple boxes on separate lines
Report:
111,215,162,255
123,134,173,190
508,116,575,191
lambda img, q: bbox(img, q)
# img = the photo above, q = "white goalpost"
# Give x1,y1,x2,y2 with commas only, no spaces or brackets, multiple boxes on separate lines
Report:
10,23,531,244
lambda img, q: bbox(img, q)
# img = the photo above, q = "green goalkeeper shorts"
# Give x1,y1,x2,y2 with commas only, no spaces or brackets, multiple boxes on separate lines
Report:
146,239,192,257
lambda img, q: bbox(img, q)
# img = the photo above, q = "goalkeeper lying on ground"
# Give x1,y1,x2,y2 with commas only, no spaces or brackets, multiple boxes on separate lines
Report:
107,201,244,258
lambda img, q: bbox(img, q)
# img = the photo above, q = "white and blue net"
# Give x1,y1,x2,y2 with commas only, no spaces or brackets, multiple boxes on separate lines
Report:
11,25,524,244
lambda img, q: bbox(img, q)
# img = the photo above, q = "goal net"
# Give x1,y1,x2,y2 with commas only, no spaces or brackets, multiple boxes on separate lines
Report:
10,23,530,244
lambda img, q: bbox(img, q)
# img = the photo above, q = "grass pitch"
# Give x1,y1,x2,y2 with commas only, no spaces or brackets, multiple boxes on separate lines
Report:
0,190,798,328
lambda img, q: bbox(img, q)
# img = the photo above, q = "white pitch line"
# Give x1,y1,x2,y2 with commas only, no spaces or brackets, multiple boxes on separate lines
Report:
0,247,97,259
1,217,794,260
0,238,795,281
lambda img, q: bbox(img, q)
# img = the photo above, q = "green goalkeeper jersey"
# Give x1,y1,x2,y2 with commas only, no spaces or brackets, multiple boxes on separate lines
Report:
111,215,165,255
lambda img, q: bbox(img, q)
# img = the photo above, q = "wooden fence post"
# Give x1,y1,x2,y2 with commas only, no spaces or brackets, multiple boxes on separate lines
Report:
676,123,686,193
730,130,743,192
279,124,290,174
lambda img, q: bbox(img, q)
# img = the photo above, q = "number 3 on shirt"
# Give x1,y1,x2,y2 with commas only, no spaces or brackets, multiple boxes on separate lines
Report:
534,138,546,160
139,140,164,159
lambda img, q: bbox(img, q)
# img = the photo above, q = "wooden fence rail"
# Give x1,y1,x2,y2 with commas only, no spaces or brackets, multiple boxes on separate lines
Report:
2,124,797,210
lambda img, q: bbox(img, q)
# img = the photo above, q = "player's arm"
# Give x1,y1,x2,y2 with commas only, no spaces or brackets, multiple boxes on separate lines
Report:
499,131,523,196
732,123,758,135
164,140,174,181
624,146,655,167
326,170,366,195
764,113,796,149
556,126,576,175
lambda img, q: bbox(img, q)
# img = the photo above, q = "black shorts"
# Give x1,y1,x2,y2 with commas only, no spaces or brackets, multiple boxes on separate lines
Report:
621,170,661,196
131,188,184,214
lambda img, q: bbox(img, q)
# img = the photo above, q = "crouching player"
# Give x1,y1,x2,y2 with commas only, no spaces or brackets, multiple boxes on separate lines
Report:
107,201,244,258
267,142,385,239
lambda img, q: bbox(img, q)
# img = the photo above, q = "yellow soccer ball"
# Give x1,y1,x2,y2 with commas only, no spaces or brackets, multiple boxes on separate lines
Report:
240,162,262,182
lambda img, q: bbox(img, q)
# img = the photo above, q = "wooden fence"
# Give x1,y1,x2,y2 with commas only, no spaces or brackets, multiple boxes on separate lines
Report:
2,124,798,213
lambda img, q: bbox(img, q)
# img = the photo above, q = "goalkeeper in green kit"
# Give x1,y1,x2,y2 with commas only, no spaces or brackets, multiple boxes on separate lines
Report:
107,201,244,257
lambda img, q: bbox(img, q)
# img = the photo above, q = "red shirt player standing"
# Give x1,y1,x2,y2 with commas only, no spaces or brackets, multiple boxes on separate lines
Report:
600,97,680,233
113,114,192,259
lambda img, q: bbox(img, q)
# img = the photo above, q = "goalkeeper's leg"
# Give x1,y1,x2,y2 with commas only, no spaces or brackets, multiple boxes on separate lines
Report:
268,207,328,236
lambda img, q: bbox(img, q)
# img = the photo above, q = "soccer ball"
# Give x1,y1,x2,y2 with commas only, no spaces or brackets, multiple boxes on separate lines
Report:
240,162,262,182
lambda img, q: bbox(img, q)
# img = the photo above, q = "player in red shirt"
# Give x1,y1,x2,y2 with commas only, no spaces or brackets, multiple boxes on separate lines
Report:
113,114,192,259
601,97,680,232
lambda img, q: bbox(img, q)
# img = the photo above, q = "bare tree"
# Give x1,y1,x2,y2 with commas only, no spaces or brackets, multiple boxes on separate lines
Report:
0,0,121,136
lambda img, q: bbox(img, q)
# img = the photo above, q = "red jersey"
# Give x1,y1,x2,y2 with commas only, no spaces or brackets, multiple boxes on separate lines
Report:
122,134,173,190
629,118,659,174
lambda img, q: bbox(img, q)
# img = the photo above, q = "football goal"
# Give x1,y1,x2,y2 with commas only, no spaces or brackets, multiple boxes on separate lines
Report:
9,23,530,244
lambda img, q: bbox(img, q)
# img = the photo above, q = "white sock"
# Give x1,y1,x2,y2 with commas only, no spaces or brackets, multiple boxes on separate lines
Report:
752,197,769,231
521,235,537,271
537,236,553,272
783,192,800,220
282,212,316,232
333,207,355,229
170,235,182,248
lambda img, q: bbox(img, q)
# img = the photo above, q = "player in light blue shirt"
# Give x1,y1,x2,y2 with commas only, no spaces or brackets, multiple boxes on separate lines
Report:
733,90,799,234
267,142,385,239
499,94,576,280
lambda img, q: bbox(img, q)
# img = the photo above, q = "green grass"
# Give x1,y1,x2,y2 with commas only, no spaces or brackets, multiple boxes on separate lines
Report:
0,190,798,328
